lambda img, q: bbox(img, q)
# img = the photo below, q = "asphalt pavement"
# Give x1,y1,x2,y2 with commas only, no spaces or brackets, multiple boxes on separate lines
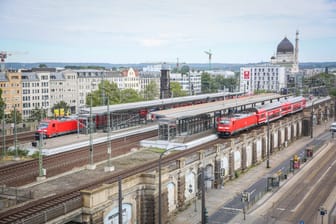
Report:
171,120,335,224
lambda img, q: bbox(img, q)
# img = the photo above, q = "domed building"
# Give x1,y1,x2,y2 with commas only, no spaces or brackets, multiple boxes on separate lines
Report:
271,31,299,73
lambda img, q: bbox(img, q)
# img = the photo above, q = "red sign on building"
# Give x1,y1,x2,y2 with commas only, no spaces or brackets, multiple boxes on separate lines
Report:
243,70,250,80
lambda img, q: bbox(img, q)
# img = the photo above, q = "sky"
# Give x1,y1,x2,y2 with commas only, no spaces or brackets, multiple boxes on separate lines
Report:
1,0,336,64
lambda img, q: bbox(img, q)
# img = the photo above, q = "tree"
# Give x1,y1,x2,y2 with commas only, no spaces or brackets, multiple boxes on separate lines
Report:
51,101,70,116
180,65,190,74
120,89,142,103
7,109,22,123
201,72,239,93
143,80,159,100
29,107,46,122
39,64,47,68
170,82,187,97
201,72,215,93
0,89,5,120
86,80,122,106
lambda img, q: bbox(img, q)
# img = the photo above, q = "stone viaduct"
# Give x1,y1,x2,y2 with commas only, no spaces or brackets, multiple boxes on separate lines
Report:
51,97,334,224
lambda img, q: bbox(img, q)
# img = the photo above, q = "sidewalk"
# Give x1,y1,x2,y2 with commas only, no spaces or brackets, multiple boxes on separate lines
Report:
171,120,334,224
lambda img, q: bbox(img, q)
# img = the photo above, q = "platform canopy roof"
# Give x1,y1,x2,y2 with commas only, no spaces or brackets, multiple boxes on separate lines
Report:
79,91,243,116
151,93,290,120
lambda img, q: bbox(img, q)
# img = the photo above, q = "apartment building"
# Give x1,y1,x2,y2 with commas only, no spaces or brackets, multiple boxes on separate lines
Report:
240,65,286,94
21,72,50,118
1,67,165,120
0,72,22,116
139,71,160,100
170,71,202,95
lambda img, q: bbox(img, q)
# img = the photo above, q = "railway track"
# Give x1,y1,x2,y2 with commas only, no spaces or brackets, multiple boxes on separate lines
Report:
0,131,35,152
0,137,225,224
0,130,157,187
0,114,303,223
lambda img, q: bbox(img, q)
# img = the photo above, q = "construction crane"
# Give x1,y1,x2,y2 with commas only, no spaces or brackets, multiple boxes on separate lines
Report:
0,51,11,62
0,51,12,71
0,51,28,72
0,52,10,72
204,49,212,70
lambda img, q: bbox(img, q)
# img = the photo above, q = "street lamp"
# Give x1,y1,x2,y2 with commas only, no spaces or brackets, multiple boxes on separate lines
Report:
318,206,327,224
189,168,207,219
158,145,185,224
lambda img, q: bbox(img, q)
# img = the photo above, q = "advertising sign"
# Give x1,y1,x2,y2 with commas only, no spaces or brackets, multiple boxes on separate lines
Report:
243,70,250,80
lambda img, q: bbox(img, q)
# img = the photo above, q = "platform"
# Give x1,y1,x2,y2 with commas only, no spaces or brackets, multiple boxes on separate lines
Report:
31,124,157,156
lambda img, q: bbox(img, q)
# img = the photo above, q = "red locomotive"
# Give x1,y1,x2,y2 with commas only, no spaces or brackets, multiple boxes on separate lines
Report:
35,117,82,139
217,96,306,136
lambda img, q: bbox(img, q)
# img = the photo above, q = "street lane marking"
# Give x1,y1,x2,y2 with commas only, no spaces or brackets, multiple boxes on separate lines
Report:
291,158,336,212
222,207,243,212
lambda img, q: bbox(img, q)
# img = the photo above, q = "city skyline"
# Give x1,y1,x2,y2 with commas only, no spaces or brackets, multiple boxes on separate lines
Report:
1,0,336,64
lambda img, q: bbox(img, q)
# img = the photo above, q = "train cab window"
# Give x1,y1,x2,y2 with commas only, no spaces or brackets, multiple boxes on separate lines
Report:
38,122,49,129
220,119,230,125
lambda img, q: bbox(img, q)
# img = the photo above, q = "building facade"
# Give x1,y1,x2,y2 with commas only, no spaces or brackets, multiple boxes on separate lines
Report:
0,72,22,116
170,72,202,95
240,65,286,94
21,72,50,118
271,31,299,73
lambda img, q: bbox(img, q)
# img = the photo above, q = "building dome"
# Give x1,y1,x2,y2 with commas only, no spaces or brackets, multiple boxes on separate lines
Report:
277,37,294,53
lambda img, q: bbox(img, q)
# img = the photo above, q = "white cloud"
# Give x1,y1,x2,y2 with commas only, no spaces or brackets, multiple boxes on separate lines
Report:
0,0,335,62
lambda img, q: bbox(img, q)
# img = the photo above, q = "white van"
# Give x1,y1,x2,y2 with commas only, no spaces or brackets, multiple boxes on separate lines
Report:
330,122,336,132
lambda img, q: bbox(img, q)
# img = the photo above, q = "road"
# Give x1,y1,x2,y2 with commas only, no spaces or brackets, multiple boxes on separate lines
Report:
250,140,336,224
208,131,334,224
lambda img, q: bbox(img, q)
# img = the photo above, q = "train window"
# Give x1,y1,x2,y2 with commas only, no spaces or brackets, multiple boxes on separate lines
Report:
38,122,49,129
220,120,230,125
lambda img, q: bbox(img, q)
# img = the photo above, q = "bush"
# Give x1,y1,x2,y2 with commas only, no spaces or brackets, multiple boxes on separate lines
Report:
7,147,29,157
30,151,41,159
234,170,240,178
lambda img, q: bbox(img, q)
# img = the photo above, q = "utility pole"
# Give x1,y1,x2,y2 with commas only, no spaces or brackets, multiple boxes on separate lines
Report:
118,176,123,224
201,167,207,224
37,99,45,180
267,115,270,168
76,76,80,138
105,97,114,172
37,131,46,181
87,93,96,170
1,105,5,159
311,100,314,138
13,105,18,160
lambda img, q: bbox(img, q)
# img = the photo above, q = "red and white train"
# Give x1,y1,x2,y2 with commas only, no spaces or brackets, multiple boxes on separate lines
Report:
35,117,83,139
216,96,306,136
